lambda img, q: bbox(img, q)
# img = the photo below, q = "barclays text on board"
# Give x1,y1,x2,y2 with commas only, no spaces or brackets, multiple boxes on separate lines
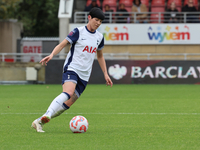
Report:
131,66,200,79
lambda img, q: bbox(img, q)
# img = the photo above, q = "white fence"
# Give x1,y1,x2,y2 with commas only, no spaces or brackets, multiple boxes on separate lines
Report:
103,53,200,60
74,11,200,23
0,53,67,62
1,53,200,62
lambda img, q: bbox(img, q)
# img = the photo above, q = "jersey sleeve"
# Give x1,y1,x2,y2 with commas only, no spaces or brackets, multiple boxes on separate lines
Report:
97,36,104,50
66,28,79,44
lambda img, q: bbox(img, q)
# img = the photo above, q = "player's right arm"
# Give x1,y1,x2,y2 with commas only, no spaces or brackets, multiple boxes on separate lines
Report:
40,39,69,66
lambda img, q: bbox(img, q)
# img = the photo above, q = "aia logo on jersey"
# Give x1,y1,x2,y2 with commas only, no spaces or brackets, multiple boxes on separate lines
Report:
83,46,97,53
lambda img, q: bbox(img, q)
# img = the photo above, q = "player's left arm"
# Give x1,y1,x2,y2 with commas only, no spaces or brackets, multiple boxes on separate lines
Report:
97,50,113,87
40,39,69,65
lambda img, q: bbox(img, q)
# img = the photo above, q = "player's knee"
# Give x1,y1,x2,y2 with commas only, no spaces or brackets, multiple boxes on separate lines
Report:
63,91,73,98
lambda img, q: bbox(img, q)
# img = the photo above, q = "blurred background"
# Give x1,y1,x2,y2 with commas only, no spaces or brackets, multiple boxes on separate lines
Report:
1,0,200,84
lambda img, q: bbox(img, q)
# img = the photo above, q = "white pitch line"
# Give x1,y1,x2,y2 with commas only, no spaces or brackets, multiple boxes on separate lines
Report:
1,112,200,115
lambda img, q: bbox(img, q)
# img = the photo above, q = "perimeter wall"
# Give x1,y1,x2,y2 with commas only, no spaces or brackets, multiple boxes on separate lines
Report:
0,20,22,53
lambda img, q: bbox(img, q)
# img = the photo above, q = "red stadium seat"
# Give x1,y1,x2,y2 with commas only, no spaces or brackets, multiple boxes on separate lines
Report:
102,0,117,6
150,13,164,23
141,0,150,7
86,0,101,7
151,0,165,16
151,6,165,12
119,0,133,6
151,0,165,7
151,5,165,23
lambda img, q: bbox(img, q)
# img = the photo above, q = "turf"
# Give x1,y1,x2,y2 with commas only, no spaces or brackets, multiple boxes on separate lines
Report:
0,84,200,150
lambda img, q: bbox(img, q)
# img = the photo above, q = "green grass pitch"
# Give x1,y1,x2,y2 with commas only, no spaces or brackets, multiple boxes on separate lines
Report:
0,84,200,150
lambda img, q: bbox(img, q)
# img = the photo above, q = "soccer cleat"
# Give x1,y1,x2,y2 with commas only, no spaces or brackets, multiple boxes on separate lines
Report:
31,119,45,132
41,116,51,124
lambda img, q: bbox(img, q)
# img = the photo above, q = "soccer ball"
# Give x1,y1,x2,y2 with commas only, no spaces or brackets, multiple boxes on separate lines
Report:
69,115,89,133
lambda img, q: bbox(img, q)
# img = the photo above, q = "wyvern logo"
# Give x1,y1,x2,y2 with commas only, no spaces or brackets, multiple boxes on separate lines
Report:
103,26,129,41
148,25,190,43
83,46,96,53
131,66,200,79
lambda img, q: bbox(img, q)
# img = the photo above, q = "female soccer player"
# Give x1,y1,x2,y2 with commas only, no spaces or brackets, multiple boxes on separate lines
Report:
31,7,113,132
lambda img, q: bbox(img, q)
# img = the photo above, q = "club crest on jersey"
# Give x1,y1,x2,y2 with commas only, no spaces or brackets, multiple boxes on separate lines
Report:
83,46,97,53
68,30,75,36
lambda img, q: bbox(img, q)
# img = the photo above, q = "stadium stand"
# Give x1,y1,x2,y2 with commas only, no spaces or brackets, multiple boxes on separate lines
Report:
167,0,182,12
119,0,133,6
184,0,198,10
151,0,165,12
151,0,165,8
151,6,165,13
102,0,118,12
118,0,133,12
150,0,165,22
150,13,164,23
86,0,101,7
141,0,150,9
74,0,200,24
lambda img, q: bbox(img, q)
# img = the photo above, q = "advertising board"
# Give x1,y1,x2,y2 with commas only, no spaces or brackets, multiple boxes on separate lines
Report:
70,24,200,45
89,60,200,84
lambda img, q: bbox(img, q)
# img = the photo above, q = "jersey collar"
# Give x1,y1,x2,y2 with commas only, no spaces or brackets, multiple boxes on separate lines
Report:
85,26,96,34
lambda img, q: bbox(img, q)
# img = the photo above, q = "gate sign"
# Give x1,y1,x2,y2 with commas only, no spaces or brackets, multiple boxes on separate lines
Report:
22,41,42,62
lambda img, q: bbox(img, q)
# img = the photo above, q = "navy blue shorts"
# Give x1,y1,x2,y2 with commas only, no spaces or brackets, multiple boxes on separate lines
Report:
62,70,88,97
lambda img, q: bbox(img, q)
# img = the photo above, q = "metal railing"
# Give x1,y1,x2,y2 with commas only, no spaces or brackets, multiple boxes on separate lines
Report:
74,11,200,23
103,53,200,60
1,53,200,62
0,53,68,62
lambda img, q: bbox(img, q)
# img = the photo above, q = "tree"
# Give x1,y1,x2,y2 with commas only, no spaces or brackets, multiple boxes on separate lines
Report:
0,0,59,37
17,0,59,37
0,0,20,19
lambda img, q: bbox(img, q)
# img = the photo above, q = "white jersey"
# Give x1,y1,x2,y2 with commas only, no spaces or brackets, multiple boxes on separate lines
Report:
63,26,104,81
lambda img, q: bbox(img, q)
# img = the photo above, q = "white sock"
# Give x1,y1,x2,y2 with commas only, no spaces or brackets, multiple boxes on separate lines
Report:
42,92,70,119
